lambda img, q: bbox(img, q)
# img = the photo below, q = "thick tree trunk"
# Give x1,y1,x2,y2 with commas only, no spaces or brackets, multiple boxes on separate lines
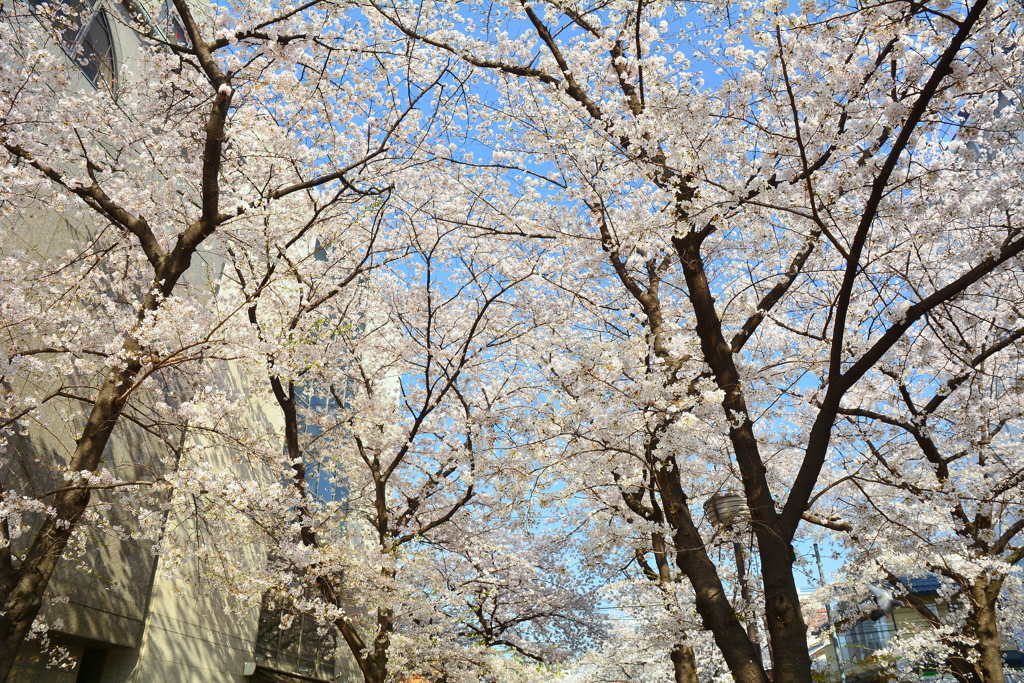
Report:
336,618,388,683
0,361,139,681
671,231,812,683
317,571,390,683
757,538,811,683
0,170,220,682
904,574,1006,683
972,580,1006,683
654,461,771,683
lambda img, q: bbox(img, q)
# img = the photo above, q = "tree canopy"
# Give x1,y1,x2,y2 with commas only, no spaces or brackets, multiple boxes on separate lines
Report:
1,0,1022,681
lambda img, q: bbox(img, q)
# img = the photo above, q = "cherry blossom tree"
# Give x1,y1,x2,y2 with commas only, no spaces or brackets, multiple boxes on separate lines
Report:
809,316,1024,682
232,234,554,682
2,1,606,679
4,0,1024,681
367,0,1024,680
0,0,436,675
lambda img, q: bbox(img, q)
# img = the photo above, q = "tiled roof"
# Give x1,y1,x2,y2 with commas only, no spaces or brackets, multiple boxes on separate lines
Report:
898,575,943,595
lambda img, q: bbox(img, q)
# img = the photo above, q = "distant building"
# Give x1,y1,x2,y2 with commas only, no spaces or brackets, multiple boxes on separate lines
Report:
810,576,1024,683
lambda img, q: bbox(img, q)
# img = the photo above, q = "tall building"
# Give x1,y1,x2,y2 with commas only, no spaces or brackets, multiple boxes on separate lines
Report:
1,1,358,681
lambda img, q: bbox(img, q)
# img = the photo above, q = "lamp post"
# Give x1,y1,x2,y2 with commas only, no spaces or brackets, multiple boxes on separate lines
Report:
813,543,848,683
704,491,763,665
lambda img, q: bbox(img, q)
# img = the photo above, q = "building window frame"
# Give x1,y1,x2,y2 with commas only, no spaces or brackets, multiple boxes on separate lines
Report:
29,0,119,91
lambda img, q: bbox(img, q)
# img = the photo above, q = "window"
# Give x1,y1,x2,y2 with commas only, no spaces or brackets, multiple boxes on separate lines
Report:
295,388,350,507
156,0,186,45
254,590,339,679
839,618,893,663
75,7,115,87
31,0,117,90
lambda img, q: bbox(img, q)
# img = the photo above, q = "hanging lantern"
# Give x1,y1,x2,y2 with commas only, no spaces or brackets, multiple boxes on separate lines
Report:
703,491,751,528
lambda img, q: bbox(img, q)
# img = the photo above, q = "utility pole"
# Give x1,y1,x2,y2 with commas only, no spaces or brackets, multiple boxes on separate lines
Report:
733,541,763,665
814,543,848,683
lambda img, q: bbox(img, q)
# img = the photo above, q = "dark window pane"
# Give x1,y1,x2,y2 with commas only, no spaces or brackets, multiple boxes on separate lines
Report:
255,590,338,677
79,11,115,88
158,0,188,45
168,16,186,43
31,0,90,48
32,1,117,91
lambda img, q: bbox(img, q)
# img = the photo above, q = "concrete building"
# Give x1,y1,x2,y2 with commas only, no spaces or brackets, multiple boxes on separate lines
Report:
1,2,359,681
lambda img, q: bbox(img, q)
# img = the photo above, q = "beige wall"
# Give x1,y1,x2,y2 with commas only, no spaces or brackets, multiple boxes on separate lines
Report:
5,4,362,681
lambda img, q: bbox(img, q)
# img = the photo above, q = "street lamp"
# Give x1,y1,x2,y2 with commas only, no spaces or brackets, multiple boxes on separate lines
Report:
703,491,750,528
704,491,763,664
814,543,848,683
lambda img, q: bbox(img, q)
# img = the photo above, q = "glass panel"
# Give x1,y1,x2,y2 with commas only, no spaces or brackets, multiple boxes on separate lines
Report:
30,0,91,49
60,0,92,47
31,1,117,90
79,11,115,88
840,618,893,663
157,0,188,45
254,591,339,678
111,0,154,36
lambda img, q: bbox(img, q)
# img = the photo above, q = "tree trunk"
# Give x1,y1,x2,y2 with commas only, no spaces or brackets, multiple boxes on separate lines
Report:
654,460,771,683
672,231,812,683
904,574,1006,683
0,241,215,680
671,642,699,683
335,618,388,683
972,580,1006,683
0,360,140,681
317,575,388,683
757,538,811,683
277,384,391,683
0,21,231,666
0,173,219,681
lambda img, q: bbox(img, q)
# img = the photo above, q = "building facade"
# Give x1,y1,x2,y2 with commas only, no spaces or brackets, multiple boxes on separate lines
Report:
809,576,1024,683
1,2,359,681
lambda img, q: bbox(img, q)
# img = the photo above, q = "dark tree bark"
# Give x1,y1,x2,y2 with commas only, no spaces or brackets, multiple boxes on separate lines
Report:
971,580,1006,683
